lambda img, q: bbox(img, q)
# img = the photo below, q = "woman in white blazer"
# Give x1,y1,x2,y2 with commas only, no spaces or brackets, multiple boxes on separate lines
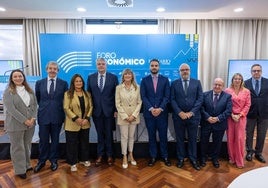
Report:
3,69,37,179
115,69,142,169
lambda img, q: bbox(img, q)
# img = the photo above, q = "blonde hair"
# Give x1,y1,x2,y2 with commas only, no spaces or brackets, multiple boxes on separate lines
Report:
121,68,137,90
230,73,244,89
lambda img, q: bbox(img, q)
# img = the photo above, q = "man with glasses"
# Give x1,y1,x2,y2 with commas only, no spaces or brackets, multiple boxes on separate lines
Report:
244,64,268,163
171,63,203,170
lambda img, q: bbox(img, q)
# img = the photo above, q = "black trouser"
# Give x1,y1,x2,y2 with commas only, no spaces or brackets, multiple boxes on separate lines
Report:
65,129,90,165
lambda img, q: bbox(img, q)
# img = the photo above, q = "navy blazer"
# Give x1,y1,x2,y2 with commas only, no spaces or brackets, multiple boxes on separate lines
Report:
35,77,68,125
140,74,170,118
87,72,118,117
244,77,268,119
171,78,203,121
201,90,232,131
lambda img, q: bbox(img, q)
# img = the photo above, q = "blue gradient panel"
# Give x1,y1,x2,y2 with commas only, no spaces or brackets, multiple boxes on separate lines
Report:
39,34,199,84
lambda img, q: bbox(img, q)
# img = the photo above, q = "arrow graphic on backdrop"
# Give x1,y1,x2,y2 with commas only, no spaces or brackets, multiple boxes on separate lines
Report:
57,51,93,73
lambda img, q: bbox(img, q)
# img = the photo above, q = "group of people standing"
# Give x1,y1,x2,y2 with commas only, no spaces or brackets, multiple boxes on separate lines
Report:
3,58,268,179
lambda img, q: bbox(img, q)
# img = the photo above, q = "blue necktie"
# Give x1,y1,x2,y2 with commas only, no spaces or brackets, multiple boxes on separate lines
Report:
99,75,104,91
255,80,259,95
183,80,188,95
49,79,54,96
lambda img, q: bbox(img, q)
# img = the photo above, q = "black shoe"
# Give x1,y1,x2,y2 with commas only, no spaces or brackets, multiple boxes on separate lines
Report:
34,163,45,173
177,160,184,168
246,152,253,161
191,161,200,171
17,173,27,179
163,158,171,167
26,167,33,172
148,158,156,167
212,160,220,168
255,154,266,163
200,159,206,167
50,162,58,171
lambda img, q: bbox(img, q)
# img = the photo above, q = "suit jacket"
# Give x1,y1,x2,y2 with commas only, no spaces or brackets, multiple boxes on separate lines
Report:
201,90,232,130
35,77,68,125
171,78,203,121
87,72,118,117
140,74,170,118
244,77,268,119
115,83,142,126
3,88,37,132
63,91,93,131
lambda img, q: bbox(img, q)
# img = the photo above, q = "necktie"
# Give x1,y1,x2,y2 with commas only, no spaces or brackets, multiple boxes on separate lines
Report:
99,75,104,91
183,80,188,95
49,79,54,96
153,76,157,93
255,80,259,95
213,93,218,108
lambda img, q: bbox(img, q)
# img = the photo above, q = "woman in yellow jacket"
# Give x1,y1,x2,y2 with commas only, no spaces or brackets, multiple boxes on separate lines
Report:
116,69,142,169
64,74,93,172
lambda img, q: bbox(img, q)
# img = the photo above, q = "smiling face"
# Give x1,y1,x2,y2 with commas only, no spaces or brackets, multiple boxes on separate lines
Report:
213,78,224,94
46,62,59,78
74,76,84,91
11,71,24,86
232,73,243,88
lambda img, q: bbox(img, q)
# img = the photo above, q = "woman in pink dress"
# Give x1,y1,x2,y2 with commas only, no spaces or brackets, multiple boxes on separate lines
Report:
225,73,251,168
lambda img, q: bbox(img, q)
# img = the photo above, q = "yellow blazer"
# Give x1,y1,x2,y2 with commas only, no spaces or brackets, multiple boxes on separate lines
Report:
64,91,93,131
115,83,142,126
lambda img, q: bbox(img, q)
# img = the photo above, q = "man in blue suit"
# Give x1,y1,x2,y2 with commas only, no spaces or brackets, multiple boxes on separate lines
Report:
140,59,171,167
245,64,268,163
200,78,232,168
87,58,118,166
171,63,203,170
34,61,68,172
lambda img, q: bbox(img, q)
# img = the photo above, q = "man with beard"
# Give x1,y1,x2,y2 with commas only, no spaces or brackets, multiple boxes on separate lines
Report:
140,59,171,167
171,63,203,170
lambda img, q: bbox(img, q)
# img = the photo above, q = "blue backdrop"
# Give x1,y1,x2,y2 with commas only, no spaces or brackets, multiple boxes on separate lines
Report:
39,34,199,83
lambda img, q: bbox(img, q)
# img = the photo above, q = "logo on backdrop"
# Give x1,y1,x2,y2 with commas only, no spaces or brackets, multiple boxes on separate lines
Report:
57,51,93,73
96,52,145,66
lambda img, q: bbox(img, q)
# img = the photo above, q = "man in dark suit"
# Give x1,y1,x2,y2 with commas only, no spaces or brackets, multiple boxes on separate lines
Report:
34,61,68,172
140,59,171,167
171,63,203,170
244,64,268,163
200,78,232,168
87,57,118,166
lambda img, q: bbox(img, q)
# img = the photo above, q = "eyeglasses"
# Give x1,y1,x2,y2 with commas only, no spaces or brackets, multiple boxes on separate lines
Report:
252,70,261,73
180,69,190,72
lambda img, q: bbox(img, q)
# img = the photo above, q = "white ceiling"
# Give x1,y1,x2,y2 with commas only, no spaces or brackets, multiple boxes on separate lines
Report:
0,0,268,19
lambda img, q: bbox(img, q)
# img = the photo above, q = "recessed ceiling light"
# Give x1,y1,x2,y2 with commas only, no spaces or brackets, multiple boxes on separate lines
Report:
156,7,165,12
234,8,244,12
0,7,6,12
77,7,86,12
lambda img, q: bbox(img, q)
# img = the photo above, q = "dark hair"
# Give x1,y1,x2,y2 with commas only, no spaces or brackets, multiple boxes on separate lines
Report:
150,59,160,65
251,64,262,70
8,69,33,94
67,74,88,99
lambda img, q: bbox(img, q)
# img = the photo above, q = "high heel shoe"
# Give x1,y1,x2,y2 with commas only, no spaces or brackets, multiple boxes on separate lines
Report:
128,155,137,166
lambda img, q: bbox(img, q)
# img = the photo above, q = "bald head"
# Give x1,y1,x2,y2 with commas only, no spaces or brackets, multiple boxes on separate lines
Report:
213,78,224,94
